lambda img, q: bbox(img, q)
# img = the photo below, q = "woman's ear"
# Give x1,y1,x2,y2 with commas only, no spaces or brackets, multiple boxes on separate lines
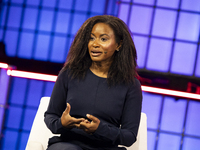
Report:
116,40,123,50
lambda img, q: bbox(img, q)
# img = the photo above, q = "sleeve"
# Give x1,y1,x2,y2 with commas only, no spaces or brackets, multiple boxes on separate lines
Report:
93,79,143,147
44,70,69,134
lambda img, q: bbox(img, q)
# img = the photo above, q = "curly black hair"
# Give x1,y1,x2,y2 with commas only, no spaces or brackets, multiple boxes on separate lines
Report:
62,15,138,86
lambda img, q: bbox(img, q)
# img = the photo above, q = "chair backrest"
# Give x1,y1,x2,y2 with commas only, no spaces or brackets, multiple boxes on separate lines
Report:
126,112,147,150
25,97,56,150
26,97,147,150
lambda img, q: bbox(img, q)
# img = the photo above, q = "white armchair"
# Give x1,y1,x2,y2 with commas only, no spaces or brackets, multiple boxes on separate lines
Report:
25,97,147,150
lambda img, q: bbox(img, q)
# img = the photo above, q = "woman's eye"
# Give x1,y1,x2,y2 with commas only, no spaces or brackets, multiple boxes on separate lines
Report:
90,37,94,40
101,38,107,42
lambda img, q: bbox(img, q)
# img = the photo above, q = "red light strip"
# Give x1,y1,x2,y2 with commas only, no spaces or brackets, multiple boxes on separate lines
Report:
141,86,200,100
0,62,9,69
7,70,57,82
1,62,200,100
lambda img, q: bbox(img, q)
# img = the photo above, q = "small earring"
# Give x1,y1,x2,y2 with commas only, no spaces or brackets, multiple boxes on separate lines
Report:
116,49,119,51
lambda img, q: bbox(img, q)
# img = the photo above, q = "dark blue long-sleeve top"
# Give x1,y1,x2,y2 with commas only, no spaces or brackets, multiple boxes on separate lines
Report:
44,69,142,149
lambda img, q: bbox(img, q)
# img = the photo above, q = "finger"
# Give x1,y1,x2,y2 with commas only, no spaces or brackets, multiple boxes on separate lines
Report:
72,117,85,123
74,123,81,129
79,121,89,129
86,114,99,123
79,122,95,134
84,119,90,123
64,103,71,114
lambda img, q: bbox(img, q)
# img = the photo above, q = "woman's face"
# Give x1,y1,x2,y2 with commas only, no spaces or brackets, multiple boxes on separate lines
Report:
88,23,119,64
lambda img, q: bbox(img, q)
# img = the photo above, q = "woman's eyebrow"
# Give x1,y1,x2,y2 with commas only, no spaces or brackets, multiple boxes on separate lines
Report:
100,34,110,37
91,33,110,37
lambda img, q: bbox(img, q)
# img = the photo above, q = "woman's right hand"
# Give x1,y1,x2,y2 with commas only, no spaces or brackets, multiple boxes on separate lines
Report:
61,103,85,128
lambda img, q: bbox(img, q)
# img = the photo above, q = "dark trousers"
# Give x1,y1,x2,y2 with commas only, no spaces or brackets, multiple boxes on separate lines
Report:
47,142,83,150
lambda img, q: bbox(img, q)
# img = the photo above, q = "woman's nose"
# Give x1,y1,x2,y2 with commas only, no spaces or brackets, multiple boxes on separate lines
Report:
92,39,100,47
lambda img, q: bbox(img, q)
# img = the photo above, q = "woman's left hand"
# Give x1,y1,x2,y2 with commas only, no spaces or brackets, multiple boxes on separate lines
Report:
79,114,100,134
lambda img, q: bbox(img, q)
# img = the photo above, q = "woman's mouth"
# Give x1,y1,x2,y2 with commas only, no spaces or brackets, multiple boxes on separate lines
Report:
91,51,102,57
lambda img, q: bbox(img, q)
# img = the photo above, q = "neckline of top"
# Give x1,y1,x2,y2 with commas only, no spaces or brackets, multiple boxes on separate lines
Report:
89,69,107,79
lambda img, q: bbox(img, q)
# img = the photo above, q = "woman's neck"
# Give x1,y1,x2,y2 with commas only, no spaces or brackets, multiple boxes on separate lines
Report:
90,61,111,78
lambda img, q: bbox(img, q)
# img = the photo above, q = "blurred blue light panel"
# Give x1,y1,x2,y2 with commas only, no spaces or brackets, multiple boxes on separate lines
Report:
142,92,162,129
55,12,70,33
89,13,100,18
42,0,56,8
11,0,23,4
7,6,22,28
134,0,155,5
157,133,181,150
0,69,9,105
38,10,54,32
147,38,172,72
113,1,119,15
0,5,7,27
1,130,18,150
147,131,156,150
59,0,73,9
118,4,129,24
19,132,29,150
26,80,44,107
0,108,4,135
75,0,89,11
0,29,2,40
0,69,10,135
9,77,28,105
195,47,200,77
91,0,106,14
182,137,200,150
50,36,67,63
121,0,130,2
4,30,18,56
133,35,148,68
176,12,200,42
34,34,50,61
157,0,179,9
129,6,153,35
22,108,37,130
26,0,40,6
181,0,200,12
106,0,115,15
5,106,23,129
152,9,177,38
71,14,87,35
160,97,186,133
185,101,200,136
18,32,34,59
170,42,197,75
43,82,55,96
22,8,38,30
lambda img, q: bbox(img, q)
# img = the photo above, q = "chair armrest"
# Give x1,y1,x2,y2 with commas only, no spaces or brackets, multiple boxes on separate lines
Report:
25,141,44,150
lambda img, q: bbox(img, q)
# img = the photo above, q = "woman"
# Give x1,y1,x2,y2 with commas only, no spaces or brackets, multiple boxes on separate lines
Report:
44,15,142,150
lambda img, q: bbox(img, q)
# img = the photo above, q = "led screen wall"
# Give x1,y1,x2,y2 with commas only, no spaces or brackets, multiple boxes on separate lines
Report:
0,69,10,137
116,1,200,148
118,0,200,77
0,0,118,62
0,77,55,150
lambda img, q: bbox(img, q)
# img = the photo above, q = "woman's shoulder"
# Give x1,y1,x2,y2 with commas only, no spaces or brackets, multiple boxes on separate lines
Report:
59,68,69,75
134,77,141,87
123,77,141,88
57,68,71,81
126,77,142,92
